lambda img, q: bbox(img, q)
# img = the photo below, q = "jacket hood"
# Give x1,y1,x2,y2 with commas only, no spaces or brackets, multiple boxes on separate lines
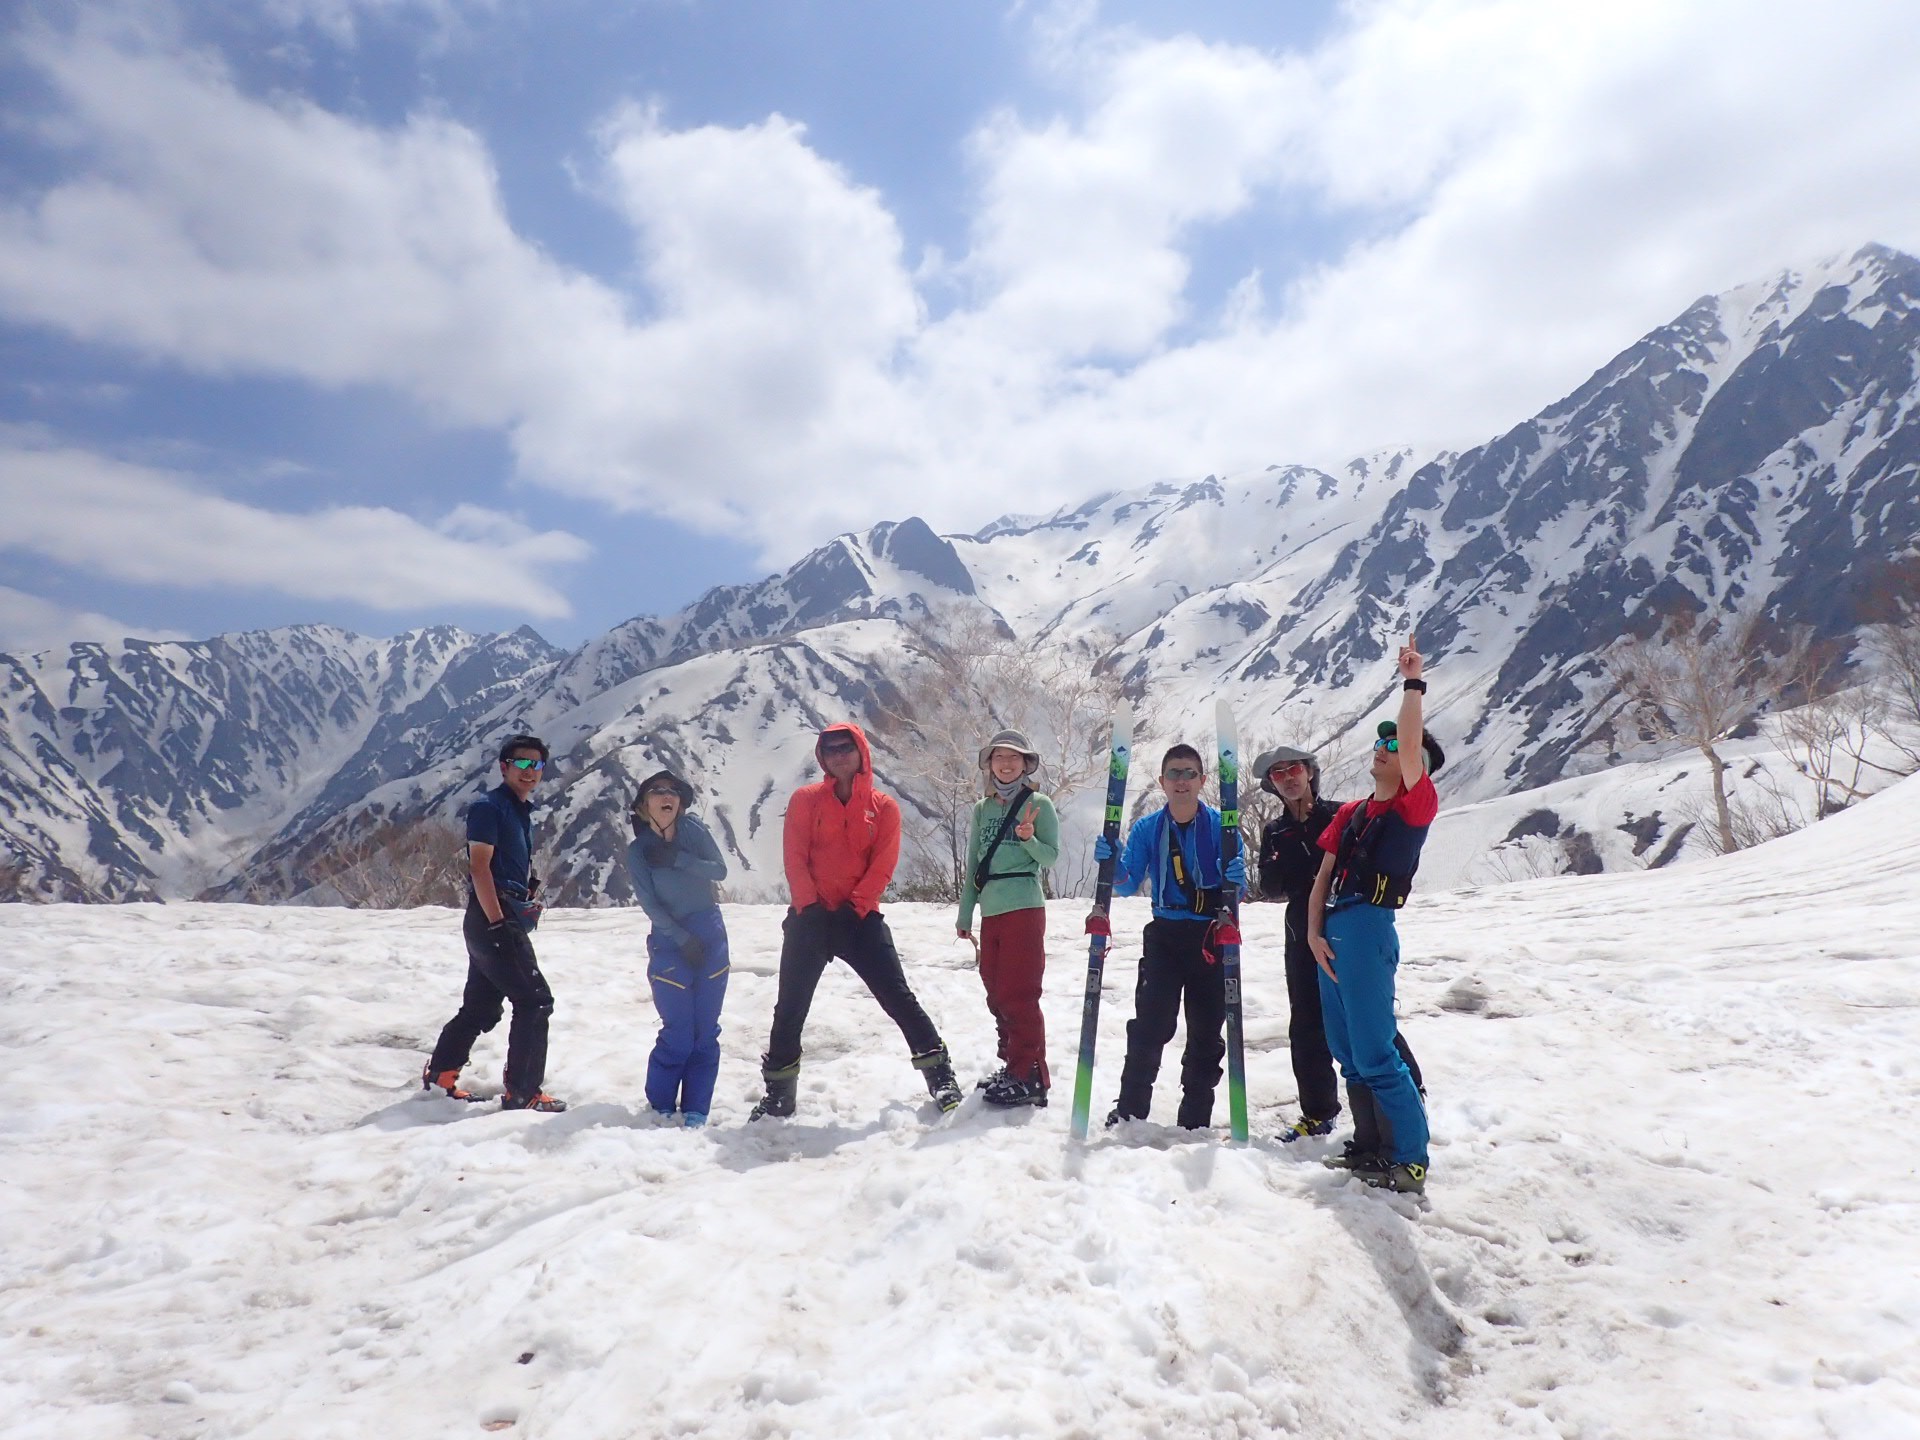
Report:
815,722,874,777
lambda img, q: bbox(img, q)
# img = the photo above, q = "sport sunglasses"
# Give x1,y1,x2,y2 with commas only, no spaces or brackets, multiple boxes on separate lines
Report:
506,757,547,771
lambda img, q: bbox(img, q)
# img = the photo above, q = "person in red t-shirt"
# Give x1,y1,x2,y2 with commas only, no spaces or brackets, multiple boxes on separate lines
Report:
749,723,962,1120
1307,637,1442,1195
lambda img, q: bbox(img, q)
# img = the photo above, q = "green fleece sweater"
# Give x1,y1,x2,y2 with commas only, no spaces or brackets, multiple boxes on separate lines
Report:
956,790,1060,930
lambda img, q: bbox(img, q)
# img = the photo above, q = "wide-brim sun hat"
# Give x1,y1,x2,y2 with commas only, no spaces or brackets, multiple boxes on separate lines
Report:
1253,744,1320,796
977,728,1041,776
1376,720,1445,775
631,768,696,810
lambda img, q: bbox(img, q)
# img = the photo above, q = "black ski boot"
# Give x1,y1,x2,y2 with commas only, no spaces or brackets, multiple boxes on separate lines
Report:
912,1046,963,1113
1323,1141,1389,1179
750,1057,799,1120
1325,1081,1390,1178
1364,1161,1428,1195
982,1072,1048,1108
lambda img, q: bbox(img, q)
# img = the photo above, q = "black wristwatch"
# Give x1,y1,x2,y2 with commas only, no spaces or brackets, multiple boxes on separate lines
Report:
1402,678,1427,693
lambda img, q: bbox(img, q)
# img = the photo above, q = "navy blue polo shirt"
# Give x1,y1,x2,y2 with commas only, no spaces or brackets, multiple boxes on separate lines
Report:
467,783,535,916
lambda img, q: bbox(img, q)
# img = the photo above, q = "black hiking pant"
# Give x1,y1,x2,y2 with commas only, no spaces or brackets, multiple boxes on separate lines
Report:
763,905,943,1072
1114,918,1226,1128
428,901,554,1099
1285,905,1421,1122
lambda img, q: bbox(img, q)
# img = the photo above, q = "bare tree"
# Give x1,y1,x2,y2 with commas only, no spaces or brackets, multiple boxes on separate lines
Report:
1607,606,1821,855
310,818,470,908
1861,618,1920,770
872,611,1130,901
1776,686,1885,816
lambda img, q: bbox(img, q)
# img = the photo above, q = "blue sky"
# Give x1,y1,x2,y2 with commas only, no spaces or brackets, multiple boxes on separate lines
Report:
3,0,1919,654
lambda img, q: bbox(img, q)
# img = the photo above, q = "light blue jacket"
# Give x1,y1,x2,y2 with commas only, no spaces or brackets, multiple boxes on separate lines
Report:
625,813,728,946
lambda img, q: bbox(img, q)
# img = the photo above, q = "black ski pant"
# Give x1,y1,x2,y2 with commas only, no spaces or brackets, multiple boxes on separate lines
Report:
1114,918,1226,1128
763,906,943,1073
1284,907,1421,1122
428,901,554,1099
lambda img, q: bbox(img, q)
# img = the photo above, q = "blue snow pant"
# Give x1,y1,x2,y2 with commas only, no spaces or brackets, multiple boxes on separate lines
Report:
646,907,730,1117
1319,901,1428,1167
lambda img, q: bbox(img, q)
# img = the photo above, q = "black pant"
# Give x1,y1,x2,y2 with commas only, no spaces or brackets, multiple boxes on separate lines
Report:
764,906,942,1071
428,901,555,1098
1115,919,1227,1128
1284,905,1421,1121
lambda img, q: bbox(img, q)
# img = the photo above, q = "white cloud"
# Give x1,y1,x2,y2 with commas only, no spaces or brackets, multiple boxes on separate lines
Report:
4,0,1920,584
0,585,190,656
1,443,588,616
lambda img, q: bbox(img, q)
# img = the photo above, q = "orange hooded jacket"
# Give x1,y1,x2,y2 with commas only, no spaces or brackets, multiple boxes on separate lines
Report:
783,723,899,918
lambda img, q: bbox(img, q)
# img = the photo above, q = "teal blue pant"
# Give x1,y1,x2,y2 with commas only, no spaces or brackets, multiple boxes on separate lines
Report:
1318,902,1428,1166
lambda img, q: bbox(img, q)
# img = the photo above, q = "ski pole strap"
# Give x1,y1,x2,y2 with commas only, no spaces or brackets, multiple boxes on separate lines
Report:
973,787,1034,892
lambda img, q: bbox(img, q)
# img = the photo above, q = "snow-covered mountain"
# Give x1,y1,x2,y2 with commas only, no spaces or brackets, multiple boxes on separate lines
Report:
4,244,1918,904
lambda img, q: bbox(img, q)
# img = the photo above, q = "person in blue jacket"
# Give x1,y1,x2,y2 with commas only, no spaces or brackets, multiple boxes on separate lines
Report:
1097,743,1247,1129
624,769,731,1127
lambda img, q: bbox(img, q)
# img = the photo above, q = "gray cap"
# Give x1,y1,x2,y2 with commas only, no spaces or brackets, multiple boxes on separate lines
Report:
977,729,1041,776
1252,744,1320,796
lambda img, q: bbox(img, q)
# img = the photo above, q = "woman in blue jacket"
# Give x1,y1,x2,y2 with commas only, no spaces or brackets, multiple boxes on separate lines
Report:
625,770,730,1127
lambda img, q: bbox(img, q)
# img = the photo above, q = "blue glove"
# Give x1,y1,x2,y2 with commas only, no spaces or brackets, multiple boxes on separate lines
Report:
1093,834,1114,862
1224,855,1247,891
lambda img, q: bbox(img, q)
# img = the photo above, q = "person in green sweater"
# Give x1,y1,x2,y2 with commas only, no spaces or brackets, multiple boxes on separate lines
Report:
955,730,1061,1108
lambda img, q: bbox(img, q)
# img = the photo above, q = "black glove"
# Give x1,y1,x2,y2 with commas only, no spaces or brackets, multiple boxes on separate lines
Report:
784,902,827,935
640,835,676,867
488,916,534,963
677,930,707,964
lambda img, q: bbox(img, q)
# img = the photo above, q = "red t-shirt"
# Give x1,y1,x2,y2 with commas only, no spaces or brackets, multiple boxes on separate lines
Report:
1317,773,1440,853
1318,774,1439,899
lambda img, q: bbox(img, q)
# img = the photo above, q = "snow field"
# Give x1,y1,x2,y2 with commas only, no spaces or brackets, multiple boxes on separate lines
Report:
3,779,1919,1436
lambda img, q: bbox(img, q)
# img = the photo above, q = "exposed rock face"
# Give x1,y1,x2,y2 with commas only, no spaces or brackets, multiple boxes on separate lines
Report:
5,246,1917,902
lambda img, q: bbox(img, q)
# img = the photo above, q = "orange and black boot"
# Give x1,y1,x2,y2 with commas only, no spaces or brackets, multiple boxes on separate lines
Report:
421,1063,480,1102
501,1090,568,1113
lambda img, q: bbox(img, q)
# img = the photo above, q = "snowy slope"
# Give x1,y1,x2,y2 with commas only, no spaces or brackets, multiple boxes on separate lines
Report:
4,244,1919,902
3,777,1918,1437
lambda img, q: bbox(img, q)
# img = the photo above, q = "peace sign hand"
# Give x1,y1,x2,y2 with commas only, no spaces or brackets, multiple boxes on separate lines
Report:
1015,801,1036,842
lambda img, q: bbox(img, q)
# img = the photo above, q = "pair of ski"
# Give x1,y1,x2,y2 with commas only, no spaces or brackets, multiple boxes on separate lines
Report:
1068,700,1248,1143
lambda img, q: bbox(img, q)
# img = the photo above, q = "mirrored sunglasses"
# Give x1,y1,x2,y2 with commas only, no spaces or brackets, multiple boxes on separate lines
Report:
1162,766,1203,781
1268,761,1308,777
1373,738,1399,753
507,757,546,771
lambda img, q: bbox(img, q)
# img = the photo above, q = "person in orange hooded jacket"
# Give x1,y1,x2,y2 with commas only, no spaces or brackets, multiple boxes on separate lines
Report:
750,722,963,1119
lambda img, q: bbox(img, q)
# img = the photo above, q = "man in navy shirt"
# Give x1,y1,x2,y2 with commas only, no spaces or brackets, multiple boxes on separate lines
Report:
422,734,567,1112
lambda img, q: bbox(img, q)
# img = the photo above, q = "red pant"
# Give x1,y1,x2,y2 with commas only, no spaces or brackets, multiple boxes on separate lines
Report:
979,906,1048,1085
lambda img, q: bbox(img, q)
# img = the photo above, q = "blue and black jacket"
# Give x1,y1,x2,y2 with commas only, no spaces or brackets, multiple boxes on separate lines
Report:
1111,803,1243,923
